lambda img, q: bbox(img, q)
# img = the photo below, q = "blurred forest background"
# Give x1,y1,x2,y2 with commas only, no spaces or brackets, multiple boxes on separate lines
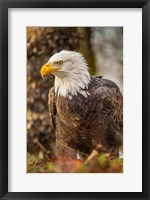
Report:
27,27,123,173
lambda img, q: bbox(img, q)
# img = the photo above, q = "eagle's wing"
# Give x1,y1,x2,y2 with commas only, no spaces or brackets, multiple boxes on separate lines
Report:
48,87,56,129
94,78,123,133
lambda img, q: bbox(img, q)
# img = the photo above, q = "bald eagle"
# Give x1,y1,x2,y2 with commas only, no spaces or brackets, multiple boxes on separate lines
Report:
41,50,123,159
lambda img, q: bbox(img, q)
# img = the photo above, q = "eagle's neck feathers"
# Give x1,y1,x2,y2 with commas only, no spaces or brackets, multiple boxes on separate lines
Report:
54,67,91,99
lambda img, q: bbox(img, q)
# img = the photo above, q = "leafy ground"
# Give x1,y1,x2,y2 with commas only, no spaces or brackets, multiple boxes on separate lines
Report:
27,153,123,173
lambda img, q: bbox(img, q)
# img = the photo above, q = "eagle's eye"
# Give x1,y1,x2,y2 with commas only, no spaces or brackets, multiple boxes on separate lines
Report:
54,60,63,66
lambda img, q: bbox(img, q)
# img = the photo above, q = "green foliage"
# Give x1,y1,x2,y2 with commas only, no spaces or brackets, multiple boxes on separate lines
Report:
27,153,123,173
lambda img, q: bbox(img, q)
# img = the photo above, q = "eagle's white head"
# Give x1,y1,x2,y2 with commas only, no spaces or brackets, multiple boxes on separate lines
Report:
40,50,91,99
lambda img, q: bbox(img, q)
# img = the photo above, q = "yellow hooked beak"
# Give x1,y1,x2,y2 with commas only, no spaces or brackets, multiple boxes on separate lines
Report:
40,62,61,78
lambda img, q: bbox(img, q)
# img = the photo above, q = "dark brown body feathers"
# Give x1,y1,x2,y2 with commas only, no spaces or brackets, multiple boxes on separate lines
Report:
48,76,123,158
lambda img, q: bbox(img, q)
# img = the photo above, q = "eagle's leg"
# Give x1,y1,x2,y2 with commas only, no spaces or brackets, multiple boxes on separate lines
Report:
108,147,120,159
57,146,77,160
